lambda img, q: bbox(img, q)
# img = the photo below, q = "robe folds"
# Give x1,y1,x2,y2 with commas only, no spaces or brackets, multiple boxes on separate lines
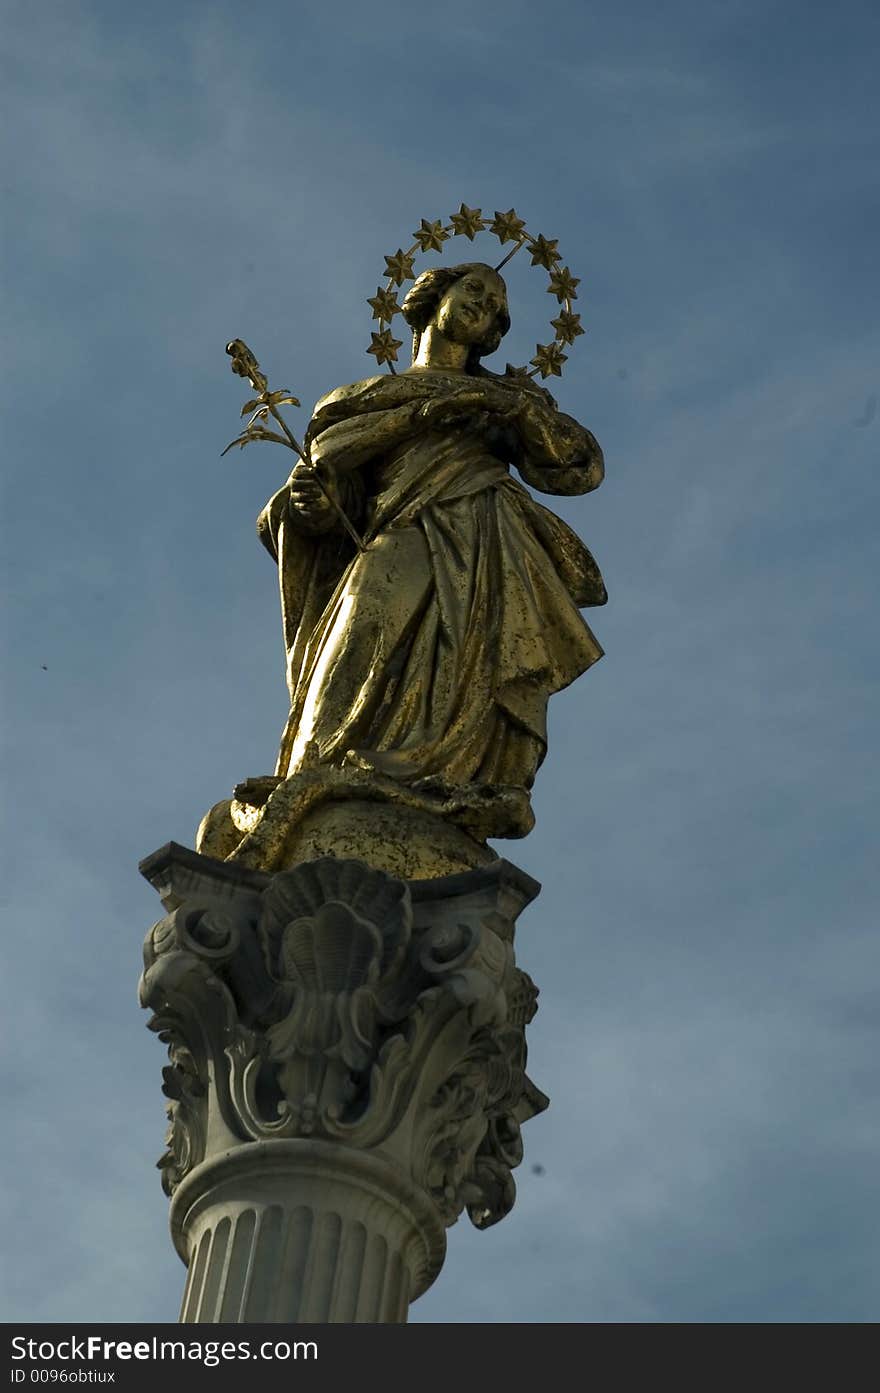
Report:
257,368,606,790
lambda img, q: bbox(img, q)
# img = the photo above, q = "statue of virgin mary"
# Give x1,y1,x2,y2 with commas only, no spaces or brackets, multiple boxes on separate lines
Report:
199,261,606,875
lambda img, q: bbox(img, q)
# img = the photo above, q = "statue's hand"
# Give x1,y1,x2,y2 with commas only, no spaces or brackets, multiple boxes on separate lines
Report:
288,462,339,535
416,389,519,434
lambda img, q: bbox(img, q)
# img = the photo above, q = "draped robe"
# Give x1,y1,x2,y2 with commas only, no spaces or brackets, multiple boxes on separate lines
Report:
257,369,606,794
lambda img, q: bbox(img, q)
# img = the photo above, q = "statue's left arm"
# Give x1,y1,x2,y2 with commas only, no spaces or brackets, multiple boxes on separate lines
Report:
509,392,604,496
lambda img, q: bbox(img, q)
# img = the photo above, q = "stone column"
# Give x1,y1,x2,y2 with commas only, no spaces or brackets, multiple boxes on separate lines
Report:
139,843,547,1324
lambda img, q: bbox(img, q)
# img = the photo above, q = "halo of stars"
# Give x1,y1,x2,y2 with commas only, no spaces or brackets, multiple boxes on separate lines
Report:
366,204,584,379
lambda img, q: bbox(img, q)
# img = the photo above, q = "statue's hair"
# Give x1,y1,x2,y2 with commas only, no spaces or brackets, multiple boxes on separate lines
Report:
401,262,510,370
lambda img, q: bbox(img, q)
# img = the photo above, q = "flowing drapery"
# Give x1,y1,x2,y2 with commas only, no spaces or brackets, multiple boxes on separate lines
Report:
257,370,605,789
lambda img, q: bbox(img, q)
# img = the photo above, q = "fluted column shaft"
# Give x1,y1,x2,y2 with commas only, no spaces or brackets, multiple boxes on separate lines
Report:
173,1142,443,1323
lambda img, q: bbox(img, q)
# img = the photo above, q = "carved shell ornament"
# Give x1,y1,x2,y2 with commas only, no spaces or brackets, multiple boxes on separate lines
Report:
367,203,585,379
259,857,412,979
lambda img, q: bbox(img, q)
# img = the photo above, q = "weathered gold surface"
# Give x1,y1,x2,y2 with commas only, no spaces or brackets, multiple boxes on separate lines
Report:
212,258,606,876
196,766,512,879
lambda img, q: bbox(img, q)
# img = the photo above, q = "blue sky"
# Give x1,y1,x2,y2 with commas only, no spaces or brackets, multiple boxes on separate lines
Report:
2,0,878,1322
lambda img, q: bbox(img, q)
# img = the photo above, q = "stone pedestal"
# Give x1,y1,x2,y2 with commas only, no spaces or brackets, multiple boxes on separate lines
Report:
139,843,547,1324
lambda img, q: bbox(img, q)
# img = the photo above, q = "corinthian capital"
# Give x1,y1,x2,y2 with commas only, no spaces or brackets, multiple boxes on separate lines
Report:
140,844,547,1234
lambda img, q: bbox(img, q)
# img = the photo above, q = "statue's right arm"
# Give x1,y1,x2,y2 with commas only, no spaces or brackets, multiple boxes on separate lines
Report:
256,482,289,560
257,382,420,550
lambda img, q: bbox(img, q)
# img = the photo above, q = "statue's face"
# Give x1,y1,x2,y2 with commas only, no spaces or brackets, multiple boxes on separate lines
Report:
433,266,508,349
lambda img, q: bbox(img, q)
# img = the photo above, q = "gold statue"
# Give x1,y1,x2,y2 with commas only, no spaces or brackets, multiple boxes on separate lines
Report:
199,211,607,879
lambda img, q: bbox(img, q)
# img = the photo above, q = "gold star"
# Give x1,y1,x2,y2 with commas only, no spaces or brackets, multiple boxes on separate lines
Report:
367,286,402,321
412,218,449,253
526,234,561,270
490,208,527,244
383,248,417,286
367,329,403,365
550,308,584,343
547,266,580,302
449,203,487,240
531,342,568,378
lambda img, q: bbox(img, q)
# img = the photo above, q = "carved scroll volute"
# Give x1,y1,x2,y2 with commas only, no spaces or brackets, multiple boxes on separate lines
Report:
139,901,261,1194
401,916,518,1225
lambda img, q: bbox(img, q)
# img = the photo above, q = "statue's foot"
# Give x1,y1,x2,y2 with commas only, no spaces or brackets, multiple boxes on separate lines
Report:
197,765,534,879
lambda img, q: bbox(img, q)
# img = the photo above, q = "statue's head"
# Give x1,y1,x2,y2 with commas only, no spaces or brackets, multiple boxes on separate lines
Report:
402,262,510,369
